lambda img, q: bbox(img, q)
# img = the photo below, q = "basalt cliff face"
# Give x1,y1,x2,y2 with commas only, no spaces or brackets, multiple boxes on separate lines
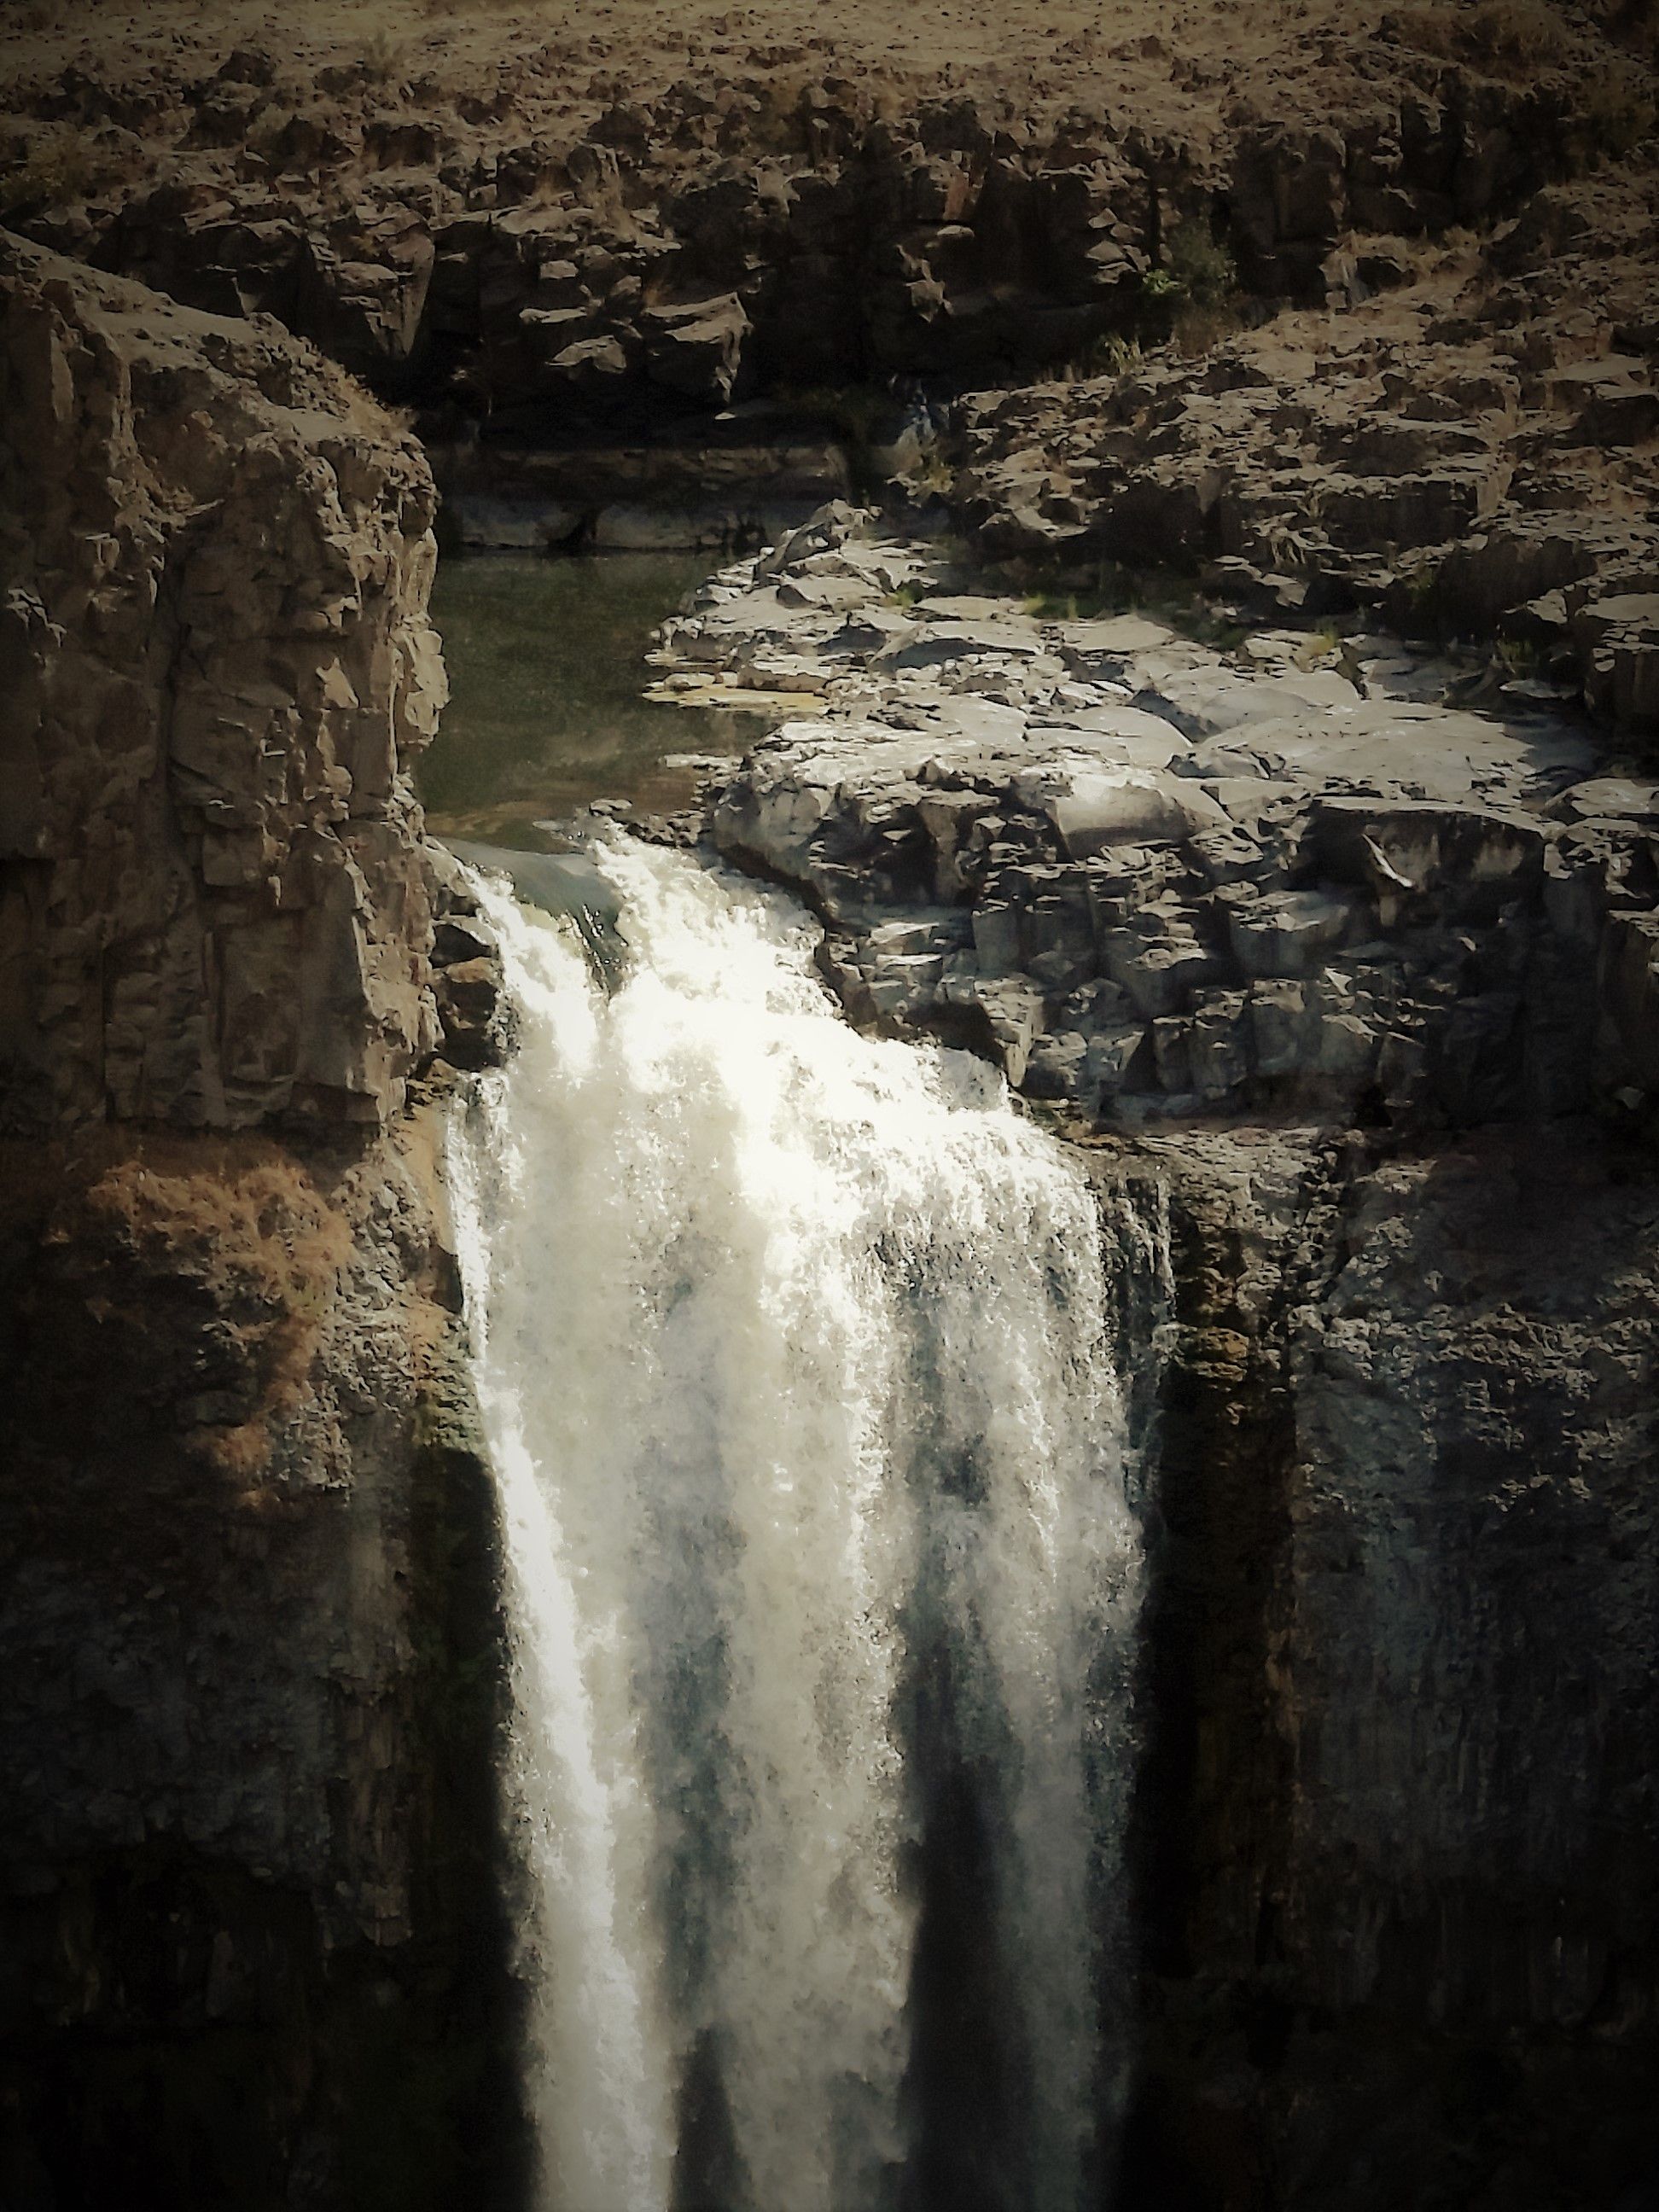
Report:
1116,1125,1659,2210
0,231,445,1130
0,240,520,2211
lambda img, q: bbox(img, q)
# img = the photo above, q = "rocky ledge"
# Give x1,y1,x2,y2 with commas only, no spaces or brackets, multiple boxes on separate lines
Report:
951,179,1659,740
651,502,1659,1142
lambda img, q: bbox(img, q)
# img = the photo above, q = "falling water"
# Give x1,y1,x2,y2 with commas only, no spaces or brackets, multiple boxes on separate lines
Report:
447,841,1156,2212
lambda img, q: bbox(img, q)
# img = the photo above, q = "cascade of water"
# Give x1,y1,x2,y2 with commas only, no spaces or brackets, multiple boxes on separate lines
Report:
447,841,1155,2212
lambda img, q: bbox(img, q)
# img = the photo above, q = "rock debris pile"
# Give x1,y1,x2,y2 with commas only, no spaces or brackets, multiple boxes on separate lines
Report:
954,190,1659,736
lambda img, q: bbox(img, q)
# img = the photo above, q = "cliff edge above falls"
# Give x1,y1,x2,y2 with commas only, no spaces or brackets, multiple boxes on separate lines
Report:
662,504,1659,1136
1,229,450,1131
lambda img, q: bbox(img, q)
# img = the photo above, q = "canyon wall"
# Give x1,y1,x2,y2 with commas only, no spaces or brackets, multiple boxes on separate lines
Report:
1115,1126,1659,2211
0,237,519,2209
0,95,1654,2203
4,2,1656,719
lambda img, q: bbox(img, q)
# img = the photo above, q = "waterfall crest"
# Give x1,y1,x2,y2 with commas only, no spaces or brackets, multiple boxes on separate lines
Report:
447,842,1151,2212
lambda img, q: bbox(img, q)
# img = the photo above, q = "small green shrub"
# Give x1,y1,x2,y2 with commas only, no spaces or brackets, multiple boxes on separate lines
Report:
0,131,100,216
1164,218,1237,309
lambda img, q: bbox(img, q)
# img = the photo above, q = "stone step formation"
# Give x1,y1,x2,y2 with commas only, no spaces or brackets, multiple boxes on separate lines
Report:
648,501,1659,1139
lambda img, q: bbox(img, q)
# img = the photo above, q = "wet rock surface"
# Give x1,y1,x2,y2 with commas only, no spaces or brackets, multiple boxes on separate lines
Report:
660,504,1659,1143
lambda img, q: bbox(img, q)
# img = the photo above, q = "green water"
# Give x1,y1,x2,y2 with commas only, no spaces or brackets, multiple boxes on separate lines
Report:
422,550,769,850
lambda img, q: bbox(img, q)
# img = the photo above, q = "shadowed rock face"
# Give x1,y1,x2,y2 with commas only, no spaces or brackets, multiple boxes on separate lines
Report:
0,246,523,2208
0,232,446,1131
1107,1128,1659,2212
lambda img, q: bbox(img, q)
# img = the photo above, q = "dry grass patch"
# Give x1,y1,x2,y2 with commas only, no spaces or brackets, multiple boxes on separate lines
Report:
1385,0,1570,76
66,1135,356,1478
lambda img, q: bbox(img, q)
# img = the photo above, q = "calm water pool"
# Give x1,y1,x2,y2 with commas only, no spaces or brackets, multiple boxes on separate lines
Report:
422,550,770,850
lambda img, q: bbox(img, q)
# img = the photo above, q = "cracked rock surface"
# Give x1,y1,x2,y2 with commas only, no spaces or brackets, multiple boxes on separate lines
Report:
657,502,1659,1140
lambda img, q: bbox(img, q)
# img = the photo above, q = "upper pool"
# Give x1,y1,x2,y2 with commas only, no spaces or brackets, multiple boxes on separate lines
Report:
421,550,769,850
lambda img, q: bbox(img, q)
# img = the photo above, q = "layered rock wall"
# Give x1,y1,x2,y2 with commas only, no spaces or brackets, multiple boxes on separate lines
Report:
3,50,1571,410
1117,1127,1659,2210
0,244,518,2207
0,232,445,1130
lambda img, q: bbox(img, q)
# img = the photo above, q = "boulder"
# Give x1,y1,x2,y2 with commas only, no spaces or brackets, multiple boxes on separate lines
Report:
642,293,750,403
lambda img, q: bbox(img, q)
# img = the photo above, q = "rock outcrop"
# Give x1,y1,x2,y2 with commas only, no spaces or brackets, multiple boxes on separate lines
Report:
952,189,1659,741
0,244,519,2208
1,231,446,1130
653,505,1659,1141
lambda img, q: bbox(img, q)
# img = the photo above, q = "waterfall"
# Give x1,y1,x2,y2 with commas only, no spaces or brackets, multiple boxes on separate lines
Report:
447,841,1155,2212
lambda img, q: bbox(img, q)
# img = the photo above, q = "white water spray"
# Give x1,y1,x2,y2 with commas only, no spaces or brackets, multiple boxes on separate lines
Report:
448,842,1152,2212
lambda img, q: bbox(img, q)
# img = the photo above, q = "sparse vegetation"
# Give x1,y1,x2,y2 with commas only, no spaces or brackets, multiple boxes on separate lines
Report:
1565,68,1656,163
73,1138,354,1483
905,445,955,496
1059,331,1143,385
1493,634,1545,677
363,27,407,83
1388,0,1570,79
0,130,102,217
1022,590,1082,621
1294,620,1344,670
1135,219,1244,355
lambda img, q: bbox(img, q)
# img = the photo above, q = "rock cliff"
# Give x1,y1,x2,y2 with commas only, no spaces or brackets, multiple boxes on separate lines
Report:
0,231,445,1130
3,0,1654,670
0,242,519,2209
1112,1126,1659,2210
